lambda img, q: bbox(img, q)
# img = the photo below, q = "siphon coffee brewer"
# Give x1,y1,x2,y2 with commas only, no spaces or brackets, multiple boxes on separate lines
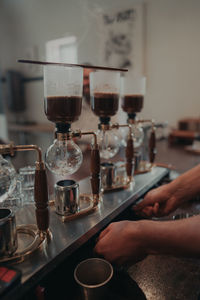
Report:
0,142,51,263
42,63,101,221
18,60,129,220
121,72,156,174
90,69,135,192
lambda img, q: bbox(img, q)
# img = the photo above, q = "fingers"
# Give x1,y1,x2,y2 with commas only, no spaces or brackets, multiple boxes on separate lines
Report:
133,192,157,212
98,225,111,240
94,225,111,255
153,202,160,215
134,202,160,218
94,234,107,256
141,206,154,217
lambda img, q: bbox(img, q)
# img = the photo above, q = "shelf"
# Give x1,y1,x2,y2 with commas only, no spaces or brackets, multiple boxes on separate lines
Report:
8,123,54,133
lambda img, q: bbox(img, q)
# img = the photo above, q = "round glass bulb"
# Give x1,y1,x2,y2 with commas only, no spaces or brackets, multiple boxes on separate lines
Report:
0,155,17,203
45,139,83,176
131,123,144,149
119,123,144,149
97,129,119,159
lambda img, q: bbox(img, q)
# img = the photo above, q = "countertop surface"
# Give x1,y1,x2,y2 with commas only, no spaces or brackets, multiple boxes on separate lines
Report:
129,199,200,300
1,166,168,300
129,139,200,299
129,254,200,300
2,139,200,300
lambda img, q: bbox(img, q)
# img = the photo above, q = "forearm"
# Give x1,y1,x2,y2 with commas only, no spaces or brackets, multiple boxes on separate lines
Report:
139,216,200,258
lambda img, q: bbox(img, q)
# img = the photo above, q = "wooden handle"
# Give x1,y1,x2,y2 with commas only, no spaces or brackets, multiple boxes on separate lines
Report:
90,148,101,195
149,130,156,163
34,169,49,232
126,137,134,177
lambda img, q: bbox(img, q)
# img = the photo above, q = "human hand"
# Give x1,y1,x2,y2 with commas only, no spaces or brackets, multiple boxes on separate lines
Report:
94,221,147,266
133,183,180,218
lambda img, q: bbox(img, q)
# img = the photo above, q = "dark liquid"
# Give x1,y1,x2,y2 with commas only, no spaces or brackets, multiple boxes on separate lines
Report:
44,96,82,123
122,95,144,113
91,93,119,117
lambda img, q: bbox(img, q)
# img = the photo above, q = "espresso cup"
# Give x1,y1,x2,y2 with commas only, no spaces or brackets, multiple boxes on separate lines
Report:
100,162,116,188
54,179,79,216
74,258,113,300
134,150,142,172
0,208,18,257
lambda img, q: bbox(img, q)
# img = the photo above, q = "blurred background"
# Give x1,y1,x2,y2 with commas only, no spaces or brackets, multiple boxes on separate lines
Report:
0,0,200,168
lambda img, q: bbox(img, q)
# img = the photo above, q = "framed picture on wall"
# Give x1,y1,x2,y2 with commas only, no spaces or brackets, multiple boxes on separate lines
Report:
97,4,146,75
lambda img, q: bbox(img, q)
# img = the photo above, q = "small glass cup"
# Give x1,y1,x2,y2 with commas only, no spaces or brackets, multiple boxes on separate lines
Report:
0,174,23,212
0,155,17,203
19,166,35,205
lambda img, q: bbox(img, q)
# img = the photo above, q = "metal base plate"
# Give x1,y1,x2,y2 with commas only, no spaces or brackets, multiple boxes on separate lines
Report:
134,161,153,175
0,224,47,264
50,194,101,222
102,178,135,193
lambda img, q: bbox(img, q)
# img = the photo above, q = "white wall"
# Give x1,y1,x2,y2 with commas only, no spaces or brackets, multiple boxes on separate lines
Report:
0,0,200,144
143,0,200,126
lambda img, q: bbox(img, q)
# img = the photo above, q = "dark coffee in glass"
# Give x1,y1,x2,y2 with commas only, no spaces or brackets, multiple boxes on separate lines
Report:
91,92,119,117
121,94,144,113
44,96,82,123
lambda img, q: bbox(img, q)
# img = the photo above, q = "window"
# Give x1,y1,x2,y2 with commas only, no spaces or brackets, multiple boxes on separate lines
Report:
46,36,77,63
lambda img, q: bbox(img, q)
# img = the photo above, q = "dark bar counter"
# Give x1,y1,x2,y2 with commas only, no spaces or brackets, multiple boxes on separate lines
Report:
2,140,200,300
129,198,200,300
2,166,168,300
129,140,200,300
